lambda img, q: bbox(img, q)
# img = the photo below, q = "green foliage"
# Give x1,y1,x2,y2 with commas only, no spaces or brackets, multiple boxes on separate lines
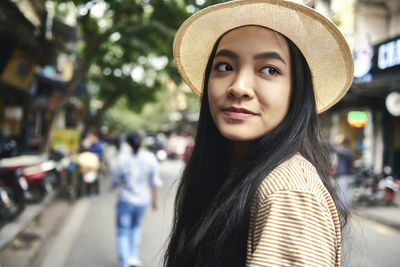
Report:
50,0,221,132
106,90,171,132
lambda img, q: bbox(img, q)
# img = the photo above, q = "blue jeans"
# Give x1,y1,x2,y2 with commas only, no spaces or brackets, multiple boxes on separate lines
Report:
116,201,147,267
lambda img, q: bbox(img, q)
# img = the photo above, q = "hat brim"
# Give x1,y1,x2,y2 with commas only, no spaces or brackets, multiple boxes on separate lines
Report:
173,0,354,113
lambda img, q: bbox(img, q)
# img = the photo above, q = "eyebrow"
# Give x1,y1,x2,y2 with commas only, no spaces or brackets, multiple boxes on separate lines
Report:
254,52,286,65
215,49,286,65
215,49,239,59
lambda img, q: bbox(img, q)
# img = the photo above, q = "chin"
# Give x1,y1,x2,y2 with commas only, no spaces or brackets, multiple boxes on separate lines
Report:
218,128,263,142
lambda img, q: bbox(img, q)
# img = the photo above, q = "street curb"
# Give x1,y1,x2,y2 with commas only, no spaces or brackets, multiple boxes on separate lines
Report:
0,189,60,251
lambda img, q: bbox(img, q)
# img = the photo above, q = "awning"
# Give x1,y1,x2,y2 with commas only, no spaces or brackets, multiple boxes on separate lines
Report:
35,72,86,95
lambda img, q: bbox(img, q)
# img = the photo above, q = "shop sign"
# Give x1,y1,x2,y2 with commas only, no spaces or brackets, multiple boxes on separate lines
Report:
0,47,38,90
354,35,400,84
51,128,80,153
4,106,23,120
378,38,400,70
347,111,368,128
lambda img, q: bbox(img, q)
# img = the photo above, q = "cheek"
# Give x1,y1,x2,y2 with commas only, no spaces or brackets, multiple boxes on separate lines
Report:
279,88,292,112
258,83,292,115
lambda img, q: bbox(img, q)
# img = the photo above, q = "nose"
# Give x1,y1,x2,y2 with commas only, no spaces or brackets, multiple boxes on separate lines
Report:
227,69,254,99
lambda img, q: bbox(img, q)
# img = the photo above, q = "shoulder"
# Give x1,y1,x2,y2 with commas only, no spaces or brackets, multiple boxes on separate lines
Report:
92,141,104,149
258,154,315,192
256,154,331,208
248,155,342,265
138,149,158,163
116,151,130,162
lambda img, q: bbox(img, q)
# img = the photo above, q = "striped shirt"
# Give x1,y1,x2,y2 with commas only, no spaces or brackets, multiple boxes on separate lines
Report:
246,154,341,267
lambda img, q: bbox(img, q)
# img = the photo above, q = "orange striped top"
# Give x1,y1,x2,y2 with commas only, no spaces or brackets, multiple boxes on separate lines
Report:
246,154,341,267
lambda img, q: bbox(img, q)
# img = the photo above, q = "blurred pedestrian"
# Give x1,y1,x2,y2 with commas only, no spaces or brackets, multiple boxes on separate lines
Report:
84,131,104,160
110,131,162,267
82,130,104,197
164,1,353,266
332,134,354,212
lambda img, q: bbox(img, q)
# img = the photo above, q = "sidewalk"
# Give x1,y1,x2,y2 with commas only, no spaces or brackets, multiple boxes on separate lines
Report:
0,188,61,251
354,197,400,231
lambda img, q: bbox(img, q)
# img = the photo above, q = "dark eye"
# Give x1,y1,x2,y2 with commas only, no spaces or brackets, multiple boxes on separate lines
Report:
216,63,233,72
261,67,279,76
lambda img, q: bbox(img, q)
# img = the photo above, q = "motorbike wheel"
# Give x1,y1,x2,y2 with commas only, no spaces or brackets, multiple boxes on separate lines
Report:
0,213,5,229
25,187,45,203
46,170,60,189
3,188,25,220
0,195,9,228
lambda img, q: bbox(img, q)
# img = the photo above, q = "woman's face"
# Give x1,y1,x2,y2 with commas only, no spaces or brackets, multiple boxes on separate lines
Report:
208,26,292,142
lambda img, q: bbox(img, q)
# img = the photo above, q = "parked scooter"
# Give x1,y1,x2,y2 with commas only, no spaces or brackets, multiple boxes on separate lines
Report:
49,150,70,184
145,135,168,162
0,166,28,227
21,160,58,202
377,166,399,206
0,155,58,203
353,165,399,206
0,185,9,228
0,137,18,159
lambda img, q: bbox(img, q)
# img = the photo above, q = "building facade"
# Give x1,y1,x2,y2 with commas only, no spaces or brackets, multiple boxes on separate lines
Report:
316,0,400,176
0,0,80,154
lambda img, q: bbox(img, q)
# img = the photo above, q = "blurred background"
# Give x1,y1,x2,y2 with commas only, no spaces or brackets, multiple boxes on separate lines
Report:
0,0,399,266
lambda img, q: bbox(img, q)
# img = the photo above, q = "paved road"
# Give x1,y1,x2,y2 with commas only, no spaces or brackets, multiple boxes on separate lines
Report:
344,215,400,267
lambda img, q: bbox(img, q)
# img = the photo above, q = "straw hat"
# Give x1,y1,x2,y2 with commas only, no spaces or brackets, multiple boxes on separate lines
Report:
173,0,354,113
76,152,100,173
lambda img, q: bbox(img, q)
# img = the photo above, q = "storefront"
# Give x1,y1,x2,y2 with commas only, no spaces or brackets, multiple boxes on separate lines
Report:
0,34,39,151
333,34,400,176
0,1,80,155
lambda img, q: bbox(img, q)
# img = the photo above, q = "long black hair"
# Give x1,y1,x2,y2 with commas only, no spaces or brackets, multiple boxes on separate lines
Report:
164,30,347,267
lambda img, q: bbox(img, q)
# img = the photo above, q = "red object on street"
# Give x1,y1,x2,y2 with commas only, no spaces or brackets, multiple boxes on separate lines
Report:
383,187,396,202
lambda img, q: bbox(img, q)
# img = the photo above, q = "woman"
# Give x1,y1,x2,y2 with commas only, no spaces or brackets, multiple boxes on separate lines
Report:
165,1,354,266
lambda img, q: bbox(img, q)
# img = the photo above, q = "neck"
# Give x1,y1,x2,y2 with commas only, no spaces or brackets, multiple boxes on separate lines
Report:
229,140,256,169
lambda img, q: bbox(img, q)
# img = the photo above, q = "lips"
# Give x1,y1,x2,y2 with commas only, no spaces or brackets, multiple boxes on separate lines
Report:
222,106,256,120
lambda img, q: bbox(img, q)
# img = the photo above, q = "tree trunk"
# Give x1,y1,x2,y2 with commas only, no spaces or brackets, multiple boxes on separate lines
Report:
83,90,123,137
41,8,129,154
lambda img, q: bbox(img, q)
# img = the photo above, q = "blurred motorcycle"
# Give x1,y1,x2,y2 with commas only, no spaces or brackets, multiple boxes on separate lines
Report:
21,161,58,202
0,137,18,159
0,167,27,227
378,166,399,206
353,165,399,206
1,155,58,203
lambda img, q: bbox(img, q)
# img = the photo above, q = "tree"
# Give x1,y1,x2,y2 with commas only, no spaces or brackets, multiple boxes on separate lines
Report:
44,0,221,152
86,0,223,132
43,0,174,151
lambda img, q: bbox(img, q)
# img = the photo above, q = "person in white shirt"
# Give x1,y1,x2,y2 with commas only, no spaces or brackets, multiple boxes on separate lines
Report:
110,131,162,267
